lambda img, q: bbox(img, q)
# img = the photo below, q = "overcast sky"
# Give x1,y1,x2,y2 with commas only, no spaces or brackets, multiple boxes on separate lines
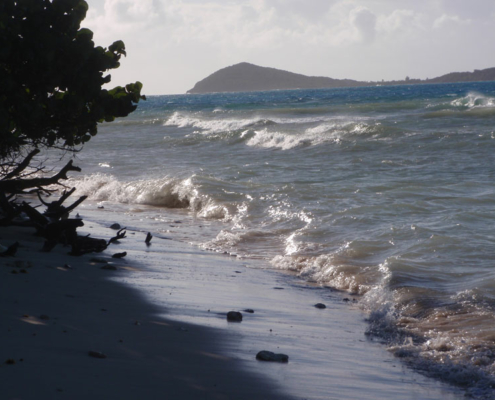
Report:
84,0,495,95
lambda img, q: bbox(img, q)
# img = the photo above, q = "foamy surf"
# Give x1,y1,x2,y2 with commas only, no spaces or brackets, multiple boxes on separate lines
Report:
70,173,231,220
164,111,274,134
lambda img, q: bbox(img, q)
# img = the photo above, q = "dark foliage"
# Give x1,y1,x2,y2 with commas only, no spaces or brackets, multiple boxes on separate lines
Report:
0,0,143,255
0,0,145,159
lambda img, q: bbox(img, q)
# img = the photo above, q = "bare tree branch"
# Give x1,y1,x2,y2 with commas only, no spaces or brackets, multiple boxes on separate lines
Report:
0,160,81,194
1,149,40,180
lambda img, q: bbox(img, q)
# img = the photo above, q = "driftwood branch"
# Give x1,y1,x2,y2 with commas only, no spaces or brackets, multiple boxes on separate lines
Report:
37,191,51,207
70,236,107,256
2,149,41,181
20,202,48,230
43,187,87,220
108,228,126,246
60,195,87,217
0,160,81,194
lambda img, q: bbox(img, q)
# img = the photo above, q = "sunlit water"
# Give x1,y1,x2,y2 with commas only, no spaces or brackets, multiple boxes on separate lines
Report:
72,82,495,397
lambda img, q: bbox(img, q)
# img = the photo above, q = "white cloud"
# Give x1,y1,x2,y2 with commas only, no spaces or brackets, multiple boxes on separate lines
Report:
83,0,495,94
433,14,471,29
377,9,424,34
350,7,377,44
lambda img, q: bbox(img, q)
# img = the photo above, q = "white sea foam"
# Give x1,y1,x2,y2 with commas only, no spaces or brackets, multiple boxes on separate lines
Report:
164,111,269,134
270,250,377,295
451,92,495,109
244,121,382,150
70,173,230,220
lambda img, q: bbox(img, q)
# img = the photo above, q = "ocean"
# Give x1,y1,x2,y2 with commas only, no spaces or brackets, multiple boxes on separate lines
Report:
73,81,495,396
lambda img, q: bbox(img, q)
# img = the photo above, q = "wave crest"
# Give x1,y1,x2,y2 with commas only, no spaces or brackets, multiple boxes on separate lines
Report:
164,111,273,134
270,253,377,294
245,121,385,150
70,173,230,220
451,92,495,109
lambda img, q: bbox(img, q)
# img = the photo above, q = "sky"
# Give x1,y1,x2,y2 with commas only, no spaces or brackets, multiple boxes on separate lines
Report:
84,0,495,95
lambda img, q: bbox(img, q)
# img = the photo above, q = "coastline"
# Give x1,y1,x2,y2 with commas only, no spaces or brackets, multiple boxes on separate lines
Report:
0,213,467,400
0,224,291,400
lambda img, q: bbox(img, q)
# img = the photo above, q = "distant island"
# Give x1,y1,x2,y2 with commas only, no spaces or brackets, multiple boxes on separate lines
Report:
187,62,495,94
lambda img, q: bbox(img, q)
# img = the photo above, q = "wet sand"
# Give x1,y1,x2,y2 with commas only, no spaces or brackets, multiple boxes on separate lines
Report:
0,218,466,400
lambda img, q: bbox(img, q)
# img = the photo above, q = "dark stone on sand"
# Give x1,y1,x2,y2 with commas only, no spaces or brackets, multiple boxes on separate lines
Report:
256,351,289,363
314,303,326,309
227,311,243,322
5,359,15,365
88,351,106,359
273,287,284,290
343,298,350,302
244,309,254,313
110,223,121,230
112,252,127,259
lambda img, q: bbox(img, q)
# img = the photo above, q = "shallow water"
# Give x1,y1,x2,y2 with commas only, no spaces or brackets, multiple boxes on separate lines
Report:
72,82,495,397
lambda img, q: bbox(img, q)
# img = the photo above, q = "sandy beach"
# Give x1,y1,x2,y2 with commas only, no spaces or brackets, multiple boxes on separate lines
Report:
0,211,467,400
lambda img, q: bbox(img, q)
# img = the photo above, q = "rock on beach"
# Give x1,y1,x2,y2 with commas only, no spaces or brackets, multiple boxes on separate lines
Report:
226,311,243,322
256,351,289,363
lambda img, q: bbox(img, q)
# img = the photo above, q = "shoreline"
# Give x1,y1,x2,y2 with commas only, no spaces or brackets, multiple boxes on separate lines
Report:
0,215,467,399
0,225,291,400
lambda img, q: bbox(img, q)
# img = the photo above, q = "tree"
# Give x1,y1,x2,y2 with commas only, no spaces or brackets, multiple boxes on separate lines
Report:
0,0,145,254
0,0,145,159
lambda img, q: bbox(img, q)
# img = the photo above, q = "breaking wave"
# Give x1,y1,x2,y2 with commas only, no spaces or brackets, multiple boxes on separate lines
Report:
244,121,390,150
450,92,495,109
425,92,495,119
70,174,231,220
271,248,495,397
164,111,274,134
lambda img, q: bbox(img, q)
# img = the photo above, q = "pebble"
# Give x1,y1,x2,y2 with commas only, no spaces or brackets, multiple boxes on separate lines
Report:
244,309,254,313
110,223,121,230
112,252,127,259
256,351,289,363
226,311,243,322
314,303,326,309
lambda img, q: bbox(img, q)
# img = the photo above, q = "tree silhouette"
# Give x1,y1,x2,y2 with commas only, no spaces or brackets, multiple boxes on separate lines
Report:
0,0,144,253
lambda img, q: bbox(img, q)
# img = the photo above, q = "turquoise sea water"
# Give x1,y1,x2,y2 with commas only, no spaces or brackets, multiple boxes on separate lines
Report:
75,82,495,396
